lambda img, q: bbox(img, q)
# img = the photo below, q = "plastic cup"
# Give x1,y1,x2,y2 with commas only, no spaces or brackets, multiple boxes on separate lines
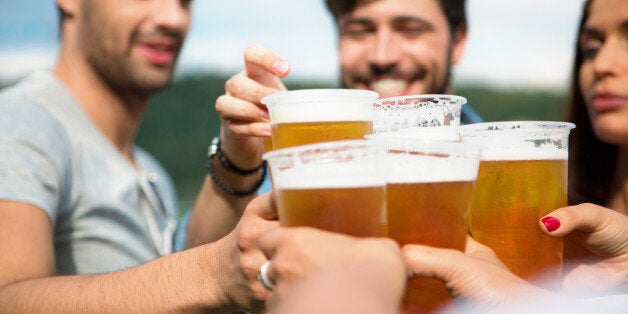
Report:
459,121,575,287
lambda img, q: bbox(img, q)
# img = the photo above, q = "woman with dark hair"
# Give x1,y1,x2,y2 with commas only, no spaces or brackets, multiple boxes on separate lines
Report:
568,0,628,216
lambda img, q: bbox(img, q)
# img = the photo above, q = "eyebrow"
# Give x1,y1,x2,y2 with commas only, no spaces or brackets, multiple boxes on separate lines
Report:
391,16,434,27
341,16,435,28
582,20,628,37
580,27,604,39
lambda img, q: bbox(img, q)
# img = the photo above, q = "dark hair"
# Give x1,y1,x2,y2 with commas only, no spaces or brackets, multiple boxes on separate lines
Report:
567,0,617,206
324,0,467,35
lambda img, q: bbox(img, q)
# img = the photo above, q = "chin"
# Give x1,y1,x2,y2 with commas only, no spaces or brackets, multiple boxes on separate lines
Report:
593,115,628,146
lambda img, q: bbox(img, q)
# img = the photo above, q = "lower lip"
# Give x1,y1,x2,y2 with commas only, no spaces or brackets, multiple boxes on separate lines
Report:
592,97,627,112
140,45,175,66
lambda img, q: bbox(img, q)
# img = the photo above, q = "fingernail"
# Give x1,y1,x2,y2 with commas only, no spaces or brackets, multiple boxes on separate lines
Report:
541,216,560,232
260,109,270,120
273,59,290,75
261,123,271,136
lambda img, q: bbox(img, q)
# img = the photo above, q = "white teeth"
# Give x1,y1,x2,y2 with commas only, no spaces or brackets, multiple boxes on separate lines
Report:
371,79,407,96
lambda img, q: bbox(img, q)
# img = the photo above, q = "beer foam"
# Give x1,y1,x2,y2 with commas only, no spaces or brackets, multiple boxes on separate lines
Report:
373,95,464,132
263,89,378,124
263,139,386,189
387,154,480,183
459,121,574,161
271,162,385,189
269,101,374,124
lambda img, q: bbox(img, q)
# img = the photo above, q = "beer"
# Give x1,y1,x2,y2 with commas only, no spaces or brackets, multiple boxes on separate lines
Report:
460,121,575,288
382,140,481,314
262,89,378,150
388,181,475,314
470,156,567,282
271,120,373,149
276,185,386,237
387,181,474,248
264,140,387,237
263,137,273,152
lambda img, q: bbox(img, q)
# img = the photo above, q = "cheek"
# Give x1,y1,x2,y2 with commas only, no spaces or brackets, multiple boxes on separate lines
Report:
578,64,594,100
339,40,365,69
404,37,448,68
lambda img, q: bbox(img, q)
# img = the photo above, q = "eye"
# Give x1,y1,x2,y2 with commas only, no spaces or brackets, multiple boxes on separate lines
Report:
580,37,602,60
341,22,376,38
393,22,431,37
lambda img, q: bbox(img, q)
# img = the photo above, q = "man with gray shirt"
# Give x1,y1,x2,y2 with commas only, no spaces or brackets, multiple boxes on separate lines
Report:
0,0,272,311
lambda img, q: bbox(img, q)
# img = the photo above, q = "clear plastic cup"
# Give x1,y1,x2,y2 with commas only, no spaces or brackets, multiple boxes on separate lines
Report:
459,121,576,288
261,89,379,150
262,139,387,237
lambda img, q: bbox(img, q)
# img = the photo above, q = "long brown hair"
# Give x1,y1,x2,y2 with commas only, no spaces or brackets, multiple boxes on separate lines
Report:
568,0,618,206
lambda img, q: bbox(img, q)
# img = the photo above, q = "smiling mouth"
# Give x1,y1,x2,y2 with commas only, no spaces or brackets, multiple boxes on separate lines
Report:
370,79,408,96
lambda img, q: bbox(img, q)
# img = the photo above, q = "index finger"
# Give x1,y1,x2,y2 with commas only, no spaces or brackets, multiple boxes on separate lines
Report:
244,45,291,84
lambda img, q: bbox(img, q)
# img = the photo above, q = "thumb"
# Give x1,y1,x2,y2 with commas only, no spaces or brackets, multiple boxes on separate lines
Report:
401,244,466,281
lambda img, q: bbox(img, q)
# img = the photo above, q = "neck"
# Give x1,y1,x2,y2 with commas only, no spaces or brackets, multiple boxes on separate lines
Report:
608,146,628,215
53,46,148,162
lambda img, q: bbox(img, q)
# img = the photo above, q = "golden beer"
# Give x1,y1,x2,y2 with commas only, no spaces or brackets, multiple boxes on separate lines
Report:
470,158,566,283
276,185,386,237
271,120,373,149
460,121,575,289
262,89,379,150
387,181,475,314
263,140,387,237
263,137,273,152
381,140,481,314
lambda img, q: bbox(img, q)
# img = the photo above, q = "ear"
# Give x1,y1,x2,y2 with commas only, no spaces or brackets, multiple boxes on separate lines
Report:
450,24,468,66
56,0,80,17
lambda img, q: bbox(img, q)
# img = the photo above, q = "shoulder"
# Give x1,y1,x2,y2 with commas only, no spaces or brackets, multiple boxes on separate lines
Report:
0,72,74,175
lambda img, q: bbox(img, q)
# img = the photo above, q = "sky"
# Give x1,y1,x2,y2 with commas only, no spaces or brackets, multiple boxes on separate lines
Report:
0,0,587,91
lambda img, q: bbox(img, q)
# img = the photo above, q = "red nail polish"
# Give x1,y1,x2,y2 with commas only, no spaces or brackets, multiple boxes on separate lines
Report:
541,216,560,232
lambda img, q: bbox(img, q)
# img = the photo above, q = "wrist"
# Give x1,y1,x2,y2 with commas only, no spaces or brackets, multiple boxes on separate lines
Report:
206,136,266,197
209,136,265,175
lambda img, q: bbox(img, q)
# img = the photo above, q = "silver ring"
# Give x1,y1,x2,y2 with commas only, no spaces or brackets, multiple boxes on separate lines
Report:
257,260,275,290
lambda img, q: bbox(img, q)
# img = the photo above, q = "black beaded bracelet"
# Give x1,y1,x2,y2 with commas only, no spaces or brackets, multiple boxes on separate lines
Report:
208,136,265,176
206,156,267,197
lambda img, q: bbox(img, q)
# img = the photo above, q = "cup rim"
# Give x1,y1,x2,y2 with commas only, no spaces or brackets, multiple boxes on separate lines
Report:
459,121,576,134
367,137,483,159
262,139,374,161
261,89,379,107
374,94,468,106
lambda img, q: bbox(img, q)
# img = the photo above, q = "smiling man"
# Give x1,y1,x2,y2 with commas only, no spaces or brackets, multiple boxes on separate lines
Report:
332,0,467,99
202,0,481,211
0,0,272,312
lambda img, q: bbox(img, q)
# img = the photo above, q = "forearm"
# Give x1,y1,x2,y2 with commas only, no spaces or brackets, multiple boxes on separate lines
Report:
186,158,262,247
0,245,233,313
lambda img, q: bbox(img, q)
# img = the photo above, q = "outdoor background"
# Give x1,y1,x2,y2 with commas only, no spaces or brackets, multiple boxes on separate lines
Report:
0,0,586,213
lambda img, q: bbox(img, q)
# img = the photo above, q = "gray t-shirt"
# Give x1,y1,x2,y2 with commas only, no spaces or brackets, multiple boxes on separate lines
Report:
0,72,178,274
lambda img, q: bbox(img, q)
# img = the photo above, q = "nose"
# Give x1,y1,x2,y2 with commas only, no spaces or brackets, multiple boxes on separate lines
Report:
592,37,627,79
152,0,191,32
368,28,401,70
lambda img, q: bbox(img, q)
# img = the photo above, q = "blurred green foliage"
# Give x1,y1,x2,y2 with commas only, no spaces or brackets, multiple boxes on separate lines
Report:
137,74,568,212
